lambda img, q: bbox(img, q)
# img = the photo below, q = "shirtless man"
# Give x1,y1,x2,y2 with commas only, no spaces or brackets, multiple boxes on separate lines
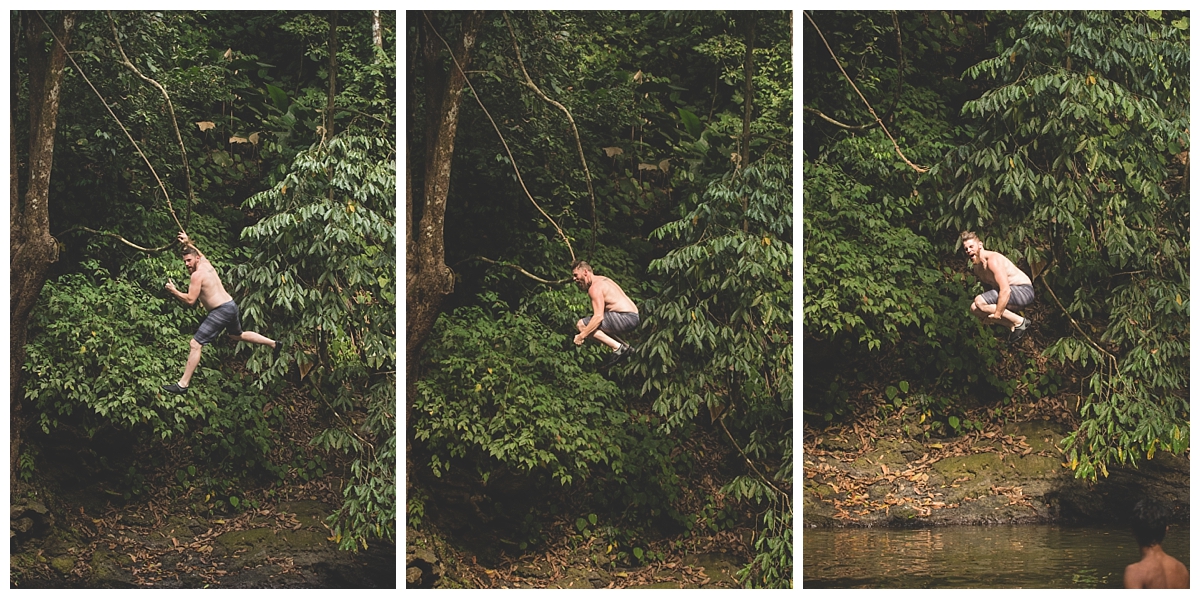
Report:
572,261,639,368
961,231,1035,343
1124,498,1190,588
162,232,281,394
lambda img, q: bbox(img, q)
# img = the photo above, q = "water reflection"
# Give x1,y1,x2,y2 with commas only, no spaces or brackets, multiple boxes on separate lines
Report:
804,525,1190,588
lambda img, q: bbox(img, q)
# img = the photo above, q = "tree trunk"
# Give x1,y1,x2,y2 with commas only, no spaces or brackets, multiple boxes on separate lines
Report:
406,10,485,393
372,10,384,52
11,10,75,485
324,10,339,141
740,12,756,232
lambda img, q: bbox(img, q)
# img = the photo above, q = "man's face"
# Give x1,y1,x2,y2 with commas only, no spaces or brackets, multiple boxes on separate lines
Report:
183,254,200,273
572,268,590,291
963,239,983,264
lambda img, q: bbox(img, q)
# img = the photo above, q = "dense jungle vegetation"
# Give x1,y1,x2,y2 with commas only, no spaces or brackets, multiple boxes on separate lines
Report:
407,11,793,588
11,10,396,585
804,10,1187,483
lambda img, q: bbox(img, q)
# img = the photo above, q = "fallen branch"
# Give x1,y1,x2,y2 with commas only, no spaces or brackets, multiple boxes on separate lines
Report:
803,11,928,174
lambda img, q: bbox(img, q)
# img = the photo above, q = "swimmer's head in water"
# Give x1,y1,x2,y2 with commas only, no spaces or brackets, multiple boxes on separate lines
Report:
1131,498,1170,547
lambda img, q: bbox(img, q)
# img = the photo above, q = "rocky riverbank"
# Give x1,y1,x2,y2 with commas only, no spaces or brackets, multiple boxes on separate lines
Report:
803,418,1188,528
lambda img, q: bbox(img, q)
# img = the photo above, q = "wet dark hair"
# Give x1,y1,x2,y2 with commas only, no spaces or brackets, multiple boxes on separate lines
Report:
180,245,200,258
571,260,592,273
1131,498,1170,547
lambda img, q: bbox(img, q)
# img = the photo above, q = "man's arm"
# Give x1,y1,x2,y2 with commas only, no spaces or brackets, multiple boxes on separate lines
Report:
166,270,204,307
574,286,607,343
989,260,1011,318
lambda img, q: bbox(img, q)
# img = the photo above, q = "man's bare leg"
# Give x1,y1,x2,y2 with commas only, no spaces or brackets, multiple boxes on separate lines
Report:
178,338,203,388
576,319,621,350
232,331,276,347
592,330,622,351
972,296,1024,330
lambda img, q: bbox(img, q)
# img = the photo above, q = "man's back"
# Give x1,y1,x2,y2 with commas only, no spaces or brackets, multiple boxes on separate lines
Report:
1124,548,1190,588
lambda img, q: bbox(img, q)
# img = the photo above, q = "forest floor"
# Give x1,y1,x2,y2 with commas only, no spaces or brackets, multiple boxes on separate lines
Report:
405,418,771,589
10,375,396,589
407,522,747,589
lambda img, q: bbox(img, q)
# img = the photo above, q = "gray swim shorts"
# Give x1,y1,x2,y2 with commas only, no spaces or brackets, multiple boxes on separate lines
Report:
979,285,1035,310
194,300,244,345
581,311,640,334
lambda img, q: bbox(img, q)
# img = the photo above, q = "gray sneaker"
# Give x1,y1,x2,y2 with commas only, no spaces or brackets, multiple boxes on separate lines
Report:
601,343,634,369
1010,317,1030,343
162,383,188,395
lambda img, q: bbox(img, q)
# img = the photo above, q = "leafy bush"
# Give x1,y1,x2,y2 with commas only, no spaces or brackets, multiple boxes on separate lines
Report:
24,263,209,439
414,298,628,486
23,262,285,497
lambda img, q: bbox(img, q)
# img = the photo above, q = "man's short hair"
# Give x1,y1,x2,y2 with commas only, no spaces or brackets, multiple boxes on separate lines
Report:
960,231,981,245
571,260,592,273
1131,498,1171,547
181,245,200,258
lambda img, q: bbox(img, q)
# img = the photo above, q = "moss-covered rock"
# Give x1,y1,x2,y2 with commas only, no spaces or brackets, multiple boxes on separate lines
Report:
89,548,135,588
932,453,1006,482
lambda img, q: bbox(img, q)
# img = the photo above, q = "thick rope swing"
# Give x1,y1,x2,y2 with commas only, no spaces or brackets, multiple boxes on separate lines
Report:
35,10,189,249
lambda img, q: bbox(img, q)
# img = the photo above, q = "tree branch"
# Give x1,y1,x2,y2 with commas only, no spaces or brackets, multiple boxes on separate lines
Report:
719,417,790,510
803,11,928,174
469,255,570,285
58,225,173,252
803,106,875,130
883,10,905,124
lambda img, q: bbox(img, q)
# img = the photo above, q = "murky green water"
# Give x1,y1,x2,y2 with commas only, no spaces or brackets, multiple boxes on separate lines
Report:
804,525,1190,588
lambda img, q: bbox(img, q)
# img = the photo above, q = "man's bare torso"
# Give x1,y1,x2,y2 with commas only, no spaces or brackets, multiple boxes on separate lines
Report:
193,260,234,311
973,249,1032,289
590,275,638,313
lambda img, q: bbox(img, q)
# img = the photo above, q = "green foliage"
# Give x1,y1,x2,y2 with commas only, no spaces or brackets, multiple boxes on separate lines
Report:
639,162,792,433
238,134,396,550
415,298,628,486
636,161,792,587
24,263,205,440
726,475,791,588
948,10,1189,478
23,262,283,499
